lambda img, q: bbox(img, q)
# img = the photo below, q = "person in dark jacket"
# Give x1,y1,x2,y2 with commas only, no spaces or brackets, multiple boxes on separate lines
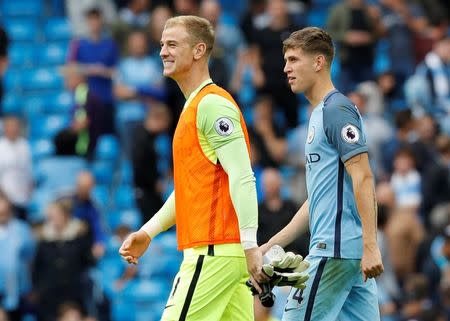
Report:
31,199,92,321
131,102,171,222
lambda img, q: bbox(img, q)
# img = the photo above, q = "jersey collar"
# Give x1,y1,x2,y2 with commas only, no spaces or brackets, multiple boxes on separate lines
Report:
183,79,214,110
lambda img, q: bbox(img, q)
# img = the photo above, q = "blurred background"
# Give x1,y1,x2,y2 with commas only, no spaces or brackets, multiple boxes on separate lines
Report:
0,0,449,320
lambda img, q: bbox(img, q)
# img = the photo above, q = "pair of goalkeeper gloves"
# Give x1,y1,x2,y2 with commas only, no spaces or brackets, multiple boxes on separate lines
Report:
247,245,310,307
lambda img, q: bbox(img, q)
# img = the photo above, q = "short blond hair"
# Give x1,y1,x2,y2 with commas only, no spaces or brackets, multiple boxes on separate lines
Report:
283,27,334,67
164,15,215,55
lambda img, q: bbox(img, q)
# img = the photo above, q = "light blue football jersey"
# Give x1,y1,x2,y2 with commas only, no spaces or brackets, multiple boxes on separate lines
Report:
305,89,368,259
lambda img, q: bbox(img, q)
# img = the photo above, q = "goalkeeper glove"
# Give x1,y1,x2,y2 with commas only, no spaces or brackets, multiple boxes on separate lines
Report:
262,245,310,289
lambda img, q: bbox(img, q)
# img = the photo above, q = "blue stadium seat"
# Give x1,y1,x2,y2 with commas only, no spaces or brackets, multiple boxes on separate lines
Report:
22,68,64,91
114,186,136,210
307,9,327,28
37,43,68,66
107,208,141,231
44,18,72,41
43,91,73,114
2,93,22,115
92,161,115,186
4,19,38,42
0,0,43,18
35,156,87,190
30,139,55,161
27,187,54,223
116,102,146,125
22,95,46,118
120,208,140,228
95,135,120,161
8,44,35,68
155,134,171,175
120,161,134,185
123,279,169,303
139,250,181,280
29,114,69,139
3,70,22,91
91,184,110,211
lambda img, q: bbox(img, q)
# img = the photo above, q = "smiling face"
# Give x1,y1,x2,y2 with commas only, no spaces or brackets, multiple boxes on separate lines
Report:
160,25,194,79
283,47,318,94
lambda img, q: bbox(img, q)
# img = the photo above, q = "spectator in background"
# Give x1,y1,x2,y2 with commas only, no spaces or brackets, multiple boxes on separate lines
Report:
58,65,113,159
229,46,265,108
0,309,8,321
257,168,308,255
378,0,429,83
32,200,92,321
255,167,308,321
172,0,199,16
376,203,400,321
66,0,117,37
391,148,422,212
253,0,300,128
0,116,33,220
411,114,439,174
147,5,173,57
0,191,35,321
327,0,380,93
0,26,8,116
413,36,450,119
131,103,171,223
68,7,118,138
377,71,405,117
240,0,268,44
422,135,450,227
199,0,245,80
401,274,442,321
56,303,84,321
381,109,415,176
72,171,105,260
377,181,425,287
118,0,150,28
248,95,287,168
114,30,166,155
111,0,151,55
348,89,393,176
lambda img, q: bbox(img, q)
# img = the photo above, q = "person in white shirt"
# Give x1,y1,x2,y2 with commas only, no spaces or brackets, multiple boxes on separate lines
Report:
0,116,33,220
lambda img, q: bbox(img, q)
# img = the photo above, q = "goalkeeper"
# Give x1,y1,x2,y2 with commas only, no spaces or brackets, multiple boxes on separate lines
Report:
118,15,307,321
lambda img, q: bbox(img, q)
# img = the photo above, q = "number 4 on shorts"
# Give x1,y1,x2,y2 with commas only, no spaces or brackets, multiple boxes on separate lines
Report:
292,288,304,305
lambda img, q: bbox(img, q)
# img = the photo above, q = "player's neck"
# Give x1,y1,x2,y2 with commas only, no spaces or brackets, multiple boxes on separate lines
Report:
176,63,211,99
305,76,335,108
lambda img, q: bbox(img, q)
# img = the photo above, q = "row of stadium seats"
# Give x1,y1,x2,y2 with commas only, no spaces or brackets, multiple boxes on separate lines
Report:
4,67,64,92
3,91,72,116
4,18,72,42
9,42,68,67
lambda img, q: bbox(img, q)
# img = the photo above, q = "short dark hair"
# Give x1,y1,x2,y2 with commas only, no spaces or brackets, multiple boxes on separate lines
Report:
85,6,102,17
283,27,334,67
394,109,413,130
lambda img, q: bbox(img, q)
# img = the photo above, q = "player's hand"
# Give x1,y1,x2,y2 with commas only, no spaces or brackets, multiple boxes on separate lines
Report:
244,247,270,293
119,230,151,265
361,242,384,281
262,247,310,289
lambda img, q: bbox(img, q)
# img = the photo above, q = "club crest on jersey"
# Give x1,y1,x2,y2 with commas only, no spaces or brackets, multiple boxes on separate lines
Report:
341,124,359,144
307,126,315,144
214,117,234,136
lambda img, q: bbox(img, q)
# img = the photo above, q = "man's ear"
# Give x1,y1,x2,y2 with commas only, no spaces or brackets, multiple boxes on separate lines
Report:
315,54,326,71
193,43,207,60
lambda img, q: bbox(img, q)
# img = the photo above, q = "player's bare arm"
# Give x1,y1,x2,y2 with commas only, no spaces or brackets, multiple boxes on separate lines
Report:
261,200,309,255
344,152,384,281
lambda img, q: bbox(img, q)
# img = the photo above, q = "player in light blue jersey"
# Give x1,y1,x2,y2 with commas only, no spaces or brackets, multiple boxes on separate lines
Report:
260,27,384,321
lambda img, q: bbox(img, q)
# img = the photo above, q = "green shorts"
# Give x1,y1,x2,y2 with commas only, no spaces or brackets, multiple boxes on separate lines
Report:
161,244,253,321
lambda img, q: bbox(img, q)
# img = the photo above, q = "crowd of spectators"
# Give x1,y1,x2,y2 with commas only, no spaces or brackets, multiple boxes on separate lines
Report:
0,0,450,320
